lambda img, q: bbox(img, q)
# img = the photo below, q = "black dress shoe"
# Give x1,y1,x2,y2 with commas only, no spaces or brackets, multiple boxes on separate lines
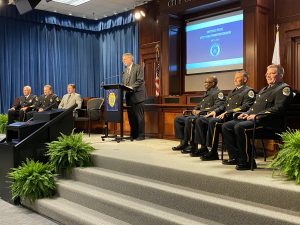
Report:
222,158,237,165
201,151,219,161
190,147,208,157
181,145,193,154
172,143,188,151
235,161,257,170
135,137,145,141
190,146,208,157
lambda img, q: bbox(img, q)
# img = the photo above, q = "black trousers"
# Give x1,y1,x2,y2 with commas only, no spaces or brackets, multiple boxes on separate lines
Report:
127,101,145,139
194,117,224,152
222,119,257,163
173,115,197,143
8,109,26,124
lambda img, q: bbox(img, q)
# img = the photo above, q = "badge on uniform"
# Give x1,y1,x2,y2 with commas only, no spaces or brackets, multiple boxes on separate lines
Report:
218,92,224,100
282,87,291,96
56,97,59,102
29,99,32,103
248,90,255,98
50,98,53,102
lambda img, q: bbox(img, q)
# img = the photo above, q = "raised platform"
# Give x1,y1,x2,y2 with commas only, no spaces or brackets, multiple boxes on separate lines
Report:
24,135,300,225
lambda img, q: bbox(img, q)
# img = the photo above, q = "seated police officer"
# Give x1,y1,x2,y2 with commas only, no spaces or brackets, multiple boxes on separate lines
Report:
8,86,38,124
222,64,293,170
172,76,225,152
27,85,60,119
192,70,255,160
36,84,60,112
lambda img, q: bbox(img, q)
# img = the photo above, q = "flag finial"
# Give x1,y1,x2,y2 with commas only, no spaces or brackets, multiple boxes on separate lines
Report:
276,24,279,31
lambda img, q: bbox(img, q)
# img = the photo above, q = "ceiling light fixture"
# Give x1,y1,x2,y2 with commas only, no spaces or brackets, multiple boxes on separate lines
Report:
134,10,146,20
52,0,91,6
133,0,146,20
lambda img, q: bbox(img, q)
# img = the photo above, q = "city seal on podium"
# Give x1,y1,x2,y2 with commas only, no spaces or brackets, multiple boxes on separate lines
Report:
108,92,116,108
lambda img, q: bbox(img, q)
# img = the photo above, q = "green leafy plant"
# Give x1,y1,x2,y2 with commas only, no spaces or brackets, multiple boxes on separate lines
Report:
8,159,56,202
268,129,300,184
0,114,8,134
46,131,95,174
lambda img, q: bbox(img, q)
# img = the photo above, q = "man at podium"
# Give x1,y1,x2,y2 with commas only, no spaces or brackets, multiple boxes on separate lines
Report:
122,53,146,140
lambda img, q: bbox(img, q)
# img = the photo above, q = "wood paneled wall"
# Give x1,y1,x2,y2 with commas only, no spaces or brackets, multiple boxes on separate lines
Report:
139,0,300,95
275,0,300,92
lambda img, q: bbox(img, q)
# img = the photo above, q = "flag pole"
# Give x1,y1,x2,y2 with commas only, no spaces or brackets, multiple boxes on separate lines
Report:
272,24,280,65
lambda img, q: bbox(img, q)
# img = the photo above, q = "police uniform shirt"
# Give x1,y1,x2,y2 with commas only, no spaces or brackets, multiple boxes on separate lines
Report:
194,87,225,112
214,85,255,115
37,94,60,110
247,82,292,115
13,94,38,109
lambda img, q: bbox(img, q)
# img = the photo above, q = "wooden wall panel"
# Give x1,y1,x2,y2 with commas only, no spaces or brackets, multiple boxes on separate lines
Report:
163,112,180,139
140,42,159,97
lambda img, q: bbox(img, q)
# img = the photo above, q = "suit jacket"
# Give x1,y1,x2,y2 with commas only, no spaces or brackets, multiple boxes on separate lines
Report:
214,85,255,115
194,87,225,113
58,93,82,110
122,63,146,104
12,94,38,110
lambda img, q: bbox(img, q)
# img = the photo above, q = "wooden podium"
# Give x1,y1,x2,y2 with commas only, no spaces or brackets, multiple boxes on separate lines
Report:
101,84,132,142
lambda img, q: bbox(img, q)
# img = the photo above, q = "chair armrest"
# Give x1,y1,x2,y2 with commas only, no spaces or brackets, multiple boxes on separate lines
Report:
183,110,193,116
254,113,270,123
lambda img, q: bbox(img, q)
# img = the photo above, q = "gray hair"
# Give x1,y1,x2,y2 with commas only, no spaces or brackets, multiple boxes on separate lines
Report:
24,85,31,91
122,53,134,61
267,64,285,76
237,70,249,80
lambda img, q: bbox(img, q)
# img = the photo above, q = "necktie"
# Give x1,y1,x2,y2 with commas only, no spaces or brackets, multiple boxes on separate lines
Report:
67,94,71,104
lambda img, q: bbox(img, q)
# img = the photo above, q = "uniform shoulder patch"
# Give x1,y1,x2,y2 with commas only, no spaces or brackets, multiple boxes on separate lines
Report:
282,87,291,96
218,92,224,100
248,90,255,98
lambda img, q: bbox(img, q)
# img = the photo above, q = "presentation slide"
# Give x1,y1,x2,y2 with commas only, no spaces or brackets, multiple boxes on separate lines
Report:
186,11,243,74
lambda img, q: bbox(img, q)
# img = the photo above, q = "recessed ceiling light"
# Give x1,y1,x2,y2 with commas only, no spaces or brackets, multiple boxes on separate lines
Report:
68,12,72,15
52,0,91,6
114,12,118,15
103,15,107,18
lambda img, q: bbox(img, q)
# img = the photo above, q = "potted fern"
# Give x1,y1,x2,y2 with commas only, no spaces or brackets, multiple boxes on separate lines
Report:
8,159,56,202
46,131,95,174
0,114,8,134
268,129,300,184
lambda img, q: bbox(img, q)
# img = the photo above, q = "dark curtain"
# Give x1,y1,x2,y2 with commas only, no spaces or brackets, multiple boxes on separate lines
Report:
0,6,138,113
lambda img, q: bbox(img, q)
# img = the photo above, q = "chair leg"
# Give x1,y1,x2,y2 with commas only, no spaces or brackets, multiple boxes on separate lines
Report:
261,139,266,161
221,133,224,161
88,119,91,137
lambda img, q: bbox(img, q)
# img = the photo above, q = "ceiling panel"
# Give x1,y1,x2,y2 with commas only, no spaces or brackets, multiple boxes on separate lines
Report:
35,0,150,20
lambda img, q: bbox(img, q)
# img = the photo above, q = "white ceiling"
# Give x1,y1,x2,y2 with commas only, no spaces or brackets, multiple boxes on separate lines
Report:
35,0,150,20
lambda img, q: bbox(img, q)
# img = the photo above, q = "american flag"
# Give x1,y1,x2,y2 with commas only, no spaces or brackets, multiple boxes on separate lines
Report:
155,44,160,96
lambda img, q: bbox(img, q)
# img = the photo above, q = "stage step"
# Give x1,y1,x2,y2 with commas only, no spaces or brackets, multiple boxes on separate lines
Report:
23,138,300,225
66,167,300,225
91,153,300,213
25,197,130,225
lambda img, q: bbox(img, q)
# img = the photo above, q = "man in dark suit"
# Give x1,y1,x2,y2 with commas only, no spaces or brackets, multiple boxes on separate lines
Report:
222,64,293,170
172,76,225,152
193,70,255,160
7,86,38,124
122,53,146,140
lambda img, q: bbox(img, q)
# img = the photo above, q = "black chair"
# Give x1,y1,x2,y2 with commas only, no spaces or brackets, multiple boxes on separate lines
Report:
249,113,287,170
75,98,104,136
